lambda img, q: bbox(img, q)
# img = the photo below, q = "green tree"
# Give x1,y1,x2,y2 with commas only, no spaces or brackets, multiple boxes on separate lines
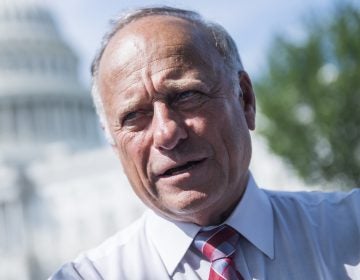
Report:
255,2,360,189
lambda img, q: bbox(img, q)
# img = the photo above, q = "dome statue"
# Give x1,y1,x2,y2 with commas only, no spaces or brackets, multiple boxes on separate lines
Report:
0,0,102,161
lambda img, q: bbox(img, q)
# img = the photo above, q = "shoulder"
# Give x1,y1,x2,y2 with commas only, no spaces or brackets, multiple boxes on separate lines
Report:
49,214,148,279
264,187,360,208
264,187,360,232
85,213,146,261
263,188,360,269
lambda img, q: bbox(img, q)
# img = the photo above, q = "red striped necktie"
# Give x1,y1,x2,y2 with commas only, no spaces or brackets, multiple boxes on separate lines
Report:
193,224,244,280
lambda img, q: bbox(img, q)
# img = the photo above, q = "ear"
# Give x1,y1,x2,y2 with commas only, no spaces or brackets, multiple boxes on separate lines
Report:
239,71,256,130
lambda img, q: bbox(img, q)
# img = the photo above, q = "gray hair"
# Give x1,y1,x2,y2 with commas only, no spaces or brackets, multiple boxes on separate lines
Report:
90,6,244,145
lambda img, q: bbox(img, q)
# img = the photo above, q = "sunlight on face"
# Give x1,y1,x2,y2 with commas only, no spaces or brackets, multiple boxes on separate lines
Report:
98,16,254,225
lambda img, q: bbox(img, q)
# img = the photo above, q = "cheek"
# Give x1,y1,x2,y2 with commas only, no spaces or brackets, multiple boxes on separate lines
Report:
225,117,252,176
209,103,249,168
184,102,221,135
116,132,152,183
184,116,207,135
117,131,145,159
187,111,230,168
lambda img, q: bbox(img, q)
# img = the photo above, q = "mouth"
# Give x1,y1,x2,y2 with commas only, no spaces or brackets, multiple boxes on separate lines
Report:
161,158,206,177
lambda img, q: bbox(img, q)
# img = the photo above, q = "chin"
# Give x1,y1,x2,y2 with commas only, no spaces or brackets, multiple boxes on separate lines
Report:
159,191,217,223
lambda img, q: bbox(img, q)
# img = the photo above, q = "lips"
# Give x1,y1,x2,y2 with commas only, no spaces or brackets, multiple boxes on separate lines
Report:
161,159,206,177
161,159,205,176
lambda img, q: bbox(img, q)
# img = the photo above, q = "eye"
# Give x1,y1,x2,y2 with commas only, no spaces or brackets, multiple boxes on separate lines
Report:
122,111,138,123
171,90,210,110
173,91,201,104
177,91,196,100
121,110,152,128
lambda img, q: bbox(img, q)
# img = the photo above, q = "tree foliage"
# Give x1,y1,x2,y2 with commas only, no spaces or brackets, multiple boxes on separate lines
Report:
255,2,360,189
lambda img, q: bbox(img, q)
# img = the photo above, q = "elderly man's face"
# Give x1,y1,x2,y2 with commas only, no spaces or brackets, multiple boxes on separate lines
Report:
98,16,255,225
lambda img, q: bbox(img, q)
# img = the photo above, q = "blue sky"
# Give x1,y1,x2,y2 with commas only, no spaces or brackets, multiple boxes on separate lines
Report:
44,0,348,86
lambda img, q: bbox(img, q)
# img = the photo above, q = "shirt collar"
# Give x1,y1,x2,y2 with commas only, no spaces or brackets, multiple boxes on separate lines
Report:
145,174,274,276
226,174,274,260
146,210,200,276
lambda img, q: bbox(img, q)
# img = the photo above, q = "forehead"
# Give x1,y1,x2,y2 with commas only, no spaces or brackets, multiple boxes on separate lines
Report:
111,15,213,53
96,15,233,111
98,16,222,77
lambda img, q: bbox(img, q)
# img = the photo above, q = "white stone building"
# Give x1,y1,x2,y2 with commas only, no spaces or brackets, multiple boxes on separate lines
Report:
0,1,310,279
0,1,144,279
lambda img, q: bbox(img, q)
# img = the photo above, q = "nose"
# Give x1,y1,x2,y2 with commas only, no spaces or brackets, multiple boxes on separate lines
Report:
152,102,188,150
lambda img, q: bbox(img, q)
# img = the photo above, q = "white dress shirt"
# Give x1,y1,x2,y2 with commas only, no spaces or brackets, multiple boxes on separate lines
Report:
50,176,360,279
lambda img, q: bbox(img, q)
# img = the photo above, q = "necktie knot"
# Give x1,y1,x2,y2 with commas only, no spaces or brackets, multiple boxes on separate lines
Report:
193,224,244,280
193,224,240,262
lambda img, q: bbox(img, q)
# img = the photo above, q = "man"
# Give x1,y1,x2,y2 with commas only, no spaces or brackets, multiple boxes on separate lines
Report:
50,6,360,280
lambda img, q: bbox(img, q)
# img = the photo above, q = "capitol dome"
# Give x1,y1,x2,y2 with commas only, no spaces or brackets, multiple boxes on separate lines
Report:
0,0,102,159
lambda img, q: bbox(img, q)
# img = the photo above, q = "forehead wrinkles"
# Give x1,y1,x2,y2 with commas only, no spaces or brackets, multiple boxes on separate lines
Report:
99,16,225,96
106,42,218,95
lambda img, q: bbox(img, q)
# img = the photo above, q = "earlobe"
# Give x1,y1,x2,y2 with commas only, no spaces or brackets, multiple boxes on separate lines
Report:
239,71,256,130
